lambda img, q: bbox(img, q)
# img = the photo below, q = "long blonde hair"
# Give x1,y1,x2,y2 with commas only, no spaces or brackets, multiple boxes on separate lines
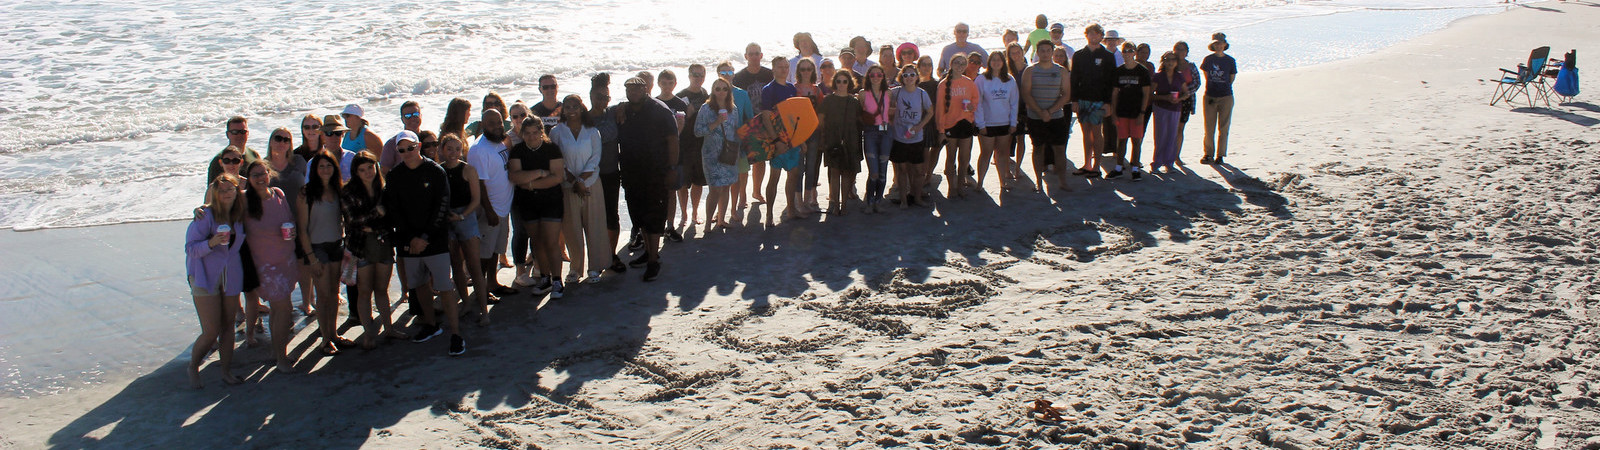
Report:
205,172,247,225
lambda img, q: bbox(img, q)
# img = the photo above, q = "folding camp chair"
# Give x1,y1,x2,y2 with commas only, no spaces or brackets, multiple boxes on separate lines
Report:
1491,46,1550,107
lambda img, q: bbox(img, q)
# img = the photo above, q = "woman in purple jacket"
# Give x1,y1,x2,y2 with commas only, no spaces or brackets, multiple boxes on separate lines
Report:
186,173,249,388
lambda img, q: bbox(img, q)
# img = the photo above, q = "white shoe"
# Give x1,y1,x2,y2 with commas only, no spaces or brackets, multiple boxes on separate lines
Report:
514,273,538,287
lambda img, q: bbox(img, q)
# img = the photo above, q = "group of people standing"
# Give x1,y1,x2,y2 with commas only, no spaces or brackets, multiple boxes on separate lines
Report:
182,16,1238,387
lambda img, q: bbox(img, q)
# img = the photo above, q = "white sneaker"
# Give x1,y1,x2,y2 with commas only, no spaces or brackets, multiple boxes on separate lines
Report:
514,272,538,287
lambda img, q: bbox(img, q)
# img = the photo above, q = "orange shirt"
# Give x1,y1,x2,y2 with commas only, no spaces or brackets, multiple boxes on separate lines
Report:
936,76,980,131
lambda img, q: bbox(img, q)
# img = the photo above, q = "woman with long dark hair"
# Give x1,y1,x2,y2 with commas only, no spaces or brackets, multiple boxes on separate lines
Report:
858,65,894,213
342,151,404,349
507,117,567,297
185,172,248,388
242,161,299,372
695,78,743,229
817,71,862,215
296,150,351,355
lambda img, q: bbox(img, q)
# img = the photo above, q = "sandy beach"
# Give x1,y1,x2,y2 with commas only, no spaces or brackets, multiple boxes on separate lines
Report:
3,2,1598,448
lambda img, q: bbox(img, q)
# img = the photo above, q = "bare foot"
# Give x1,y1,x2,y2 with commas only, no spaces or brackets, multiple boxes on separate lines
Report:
188,362,203,389
220,372,244,385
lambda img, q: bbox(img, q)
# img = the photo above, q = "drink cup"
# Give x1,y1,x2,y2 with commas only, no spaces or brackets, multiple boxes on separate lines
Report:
719,109,729,119
962,99,971,111
216,224,232,246
281,222,296,241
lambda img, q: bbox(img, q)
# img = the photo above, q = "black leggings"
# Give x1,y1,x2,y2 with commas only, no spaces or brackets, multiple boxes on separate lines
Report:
602,172,621,231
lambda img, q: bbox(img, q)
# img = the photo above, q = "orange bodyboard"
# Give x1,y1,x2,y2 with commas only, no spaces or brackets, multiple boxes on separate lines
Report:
774,97,818,147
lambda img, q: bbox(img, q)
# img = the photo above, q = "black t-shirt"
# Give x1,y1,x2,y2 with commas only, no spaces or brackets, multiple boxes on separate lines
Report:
1070,46,1119,103
531,101,560,131
659,96,689,114
384,159,452,256
918,79,941,136
617,98,677,182
1112,65,1152,118
508,140,564,196
732,67,774,107
677,88,709,110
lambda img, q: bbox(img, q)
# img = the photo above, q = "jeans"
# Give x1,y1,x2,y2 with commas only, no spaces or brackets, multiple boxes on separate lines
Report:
862,129,893,202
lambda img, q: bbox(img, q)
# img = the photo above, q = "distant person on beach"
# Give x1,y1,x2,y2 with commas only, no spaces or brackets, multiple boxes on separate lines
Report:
532,74,562,131
434,134,489,326
1070,24,1118,178
508,116,567,298
587,73,627,275
342,151,402,350
380,101,424,171
817,70,862,215
890,63,933,208
1200,34,1237,165
386,131,466,356
937,53,980,199
241,160,298,372
940,23,986,76
1151,51,1191,174
294,149,350,356
1110,42,1153,181
1173,41,1202,164
695,77,744,228
733,43,774,207
714,62,757,215
552,95,607,283
186,172,248,388
467,109,518,299
975,50,1020,192
617,76,678,281
1025,15,1050,61
760,57,802,224
1020,39,1072,192
859,65,894,213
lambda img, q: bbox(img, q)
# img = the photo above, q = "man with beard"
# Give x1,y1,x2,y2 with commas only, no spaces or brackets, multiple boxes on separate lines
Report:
466,109,518,307
616,76,678,282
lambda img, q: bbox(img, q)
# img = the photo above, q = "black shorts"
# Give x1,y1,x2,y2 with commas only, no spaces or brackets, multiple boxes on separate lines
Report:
1026,117,1068,151
889,139,926,165
944,120,977,139
1012,119,1028,136
239,241,260,292
623,178,669,235
602,172,621,231
981,125,1011,137
514,189,564,223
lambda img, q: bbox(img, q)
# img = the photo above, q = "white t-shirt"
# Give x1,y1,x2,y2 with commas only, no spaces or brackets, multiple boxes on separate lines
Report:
467,136,513,217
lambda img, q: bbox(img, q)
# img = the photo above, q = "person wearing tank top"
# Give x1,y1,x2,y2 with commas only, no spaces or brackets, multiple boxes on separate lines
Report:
858,65,895,213
1020,40,1073,192
295,151,352,356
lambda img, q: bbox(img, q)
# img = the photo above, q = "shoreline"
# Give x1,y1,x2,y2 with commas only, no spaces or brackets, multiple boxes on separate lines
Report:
4,1,1599,448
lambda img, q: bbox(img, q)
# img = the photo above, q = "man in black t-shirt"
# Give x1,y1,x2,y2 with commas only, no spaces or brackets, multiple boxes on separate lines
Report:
732,43,775,207
531,74,561,132
616,76,679,281
1070,24,1119,177
385,131,467,356
1109,43,1152,181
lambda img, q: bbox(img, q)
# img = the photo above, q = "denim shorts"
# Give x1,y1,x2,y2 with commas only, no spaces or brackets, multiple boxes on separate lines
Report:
450,207,481,241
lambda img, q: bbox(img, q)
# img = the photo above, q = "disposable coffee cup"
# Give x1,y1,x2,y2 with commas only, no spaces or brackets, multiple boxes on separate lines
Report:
281,222,296,241
718,109,729,118
216,224,232,246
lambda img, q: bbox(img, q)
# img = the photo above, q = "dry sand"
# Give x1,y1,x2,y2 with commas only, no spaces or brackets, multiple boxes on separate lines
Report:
2,2,1599,449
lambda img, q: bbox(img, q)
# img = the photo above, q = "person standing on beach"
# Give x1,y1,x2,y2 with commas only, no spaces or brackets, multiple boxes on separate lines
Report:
789,32,824,85
1070,24,1118,178
386,131,466,356
532,75,562,131
186,172,248,388
676,65,710,232
1200,35,1237,166
588,73,629,275
939,23,986,76
859,65,894,213
440,98,472,142
715,62,757,216
937,54,980,199
435,134,488,326
340,105,385,166
915,55,942,201
265,127,311,317
467,92,509,139
241,161,299,372
295,114,322,163
817,70,862,215
1046,23,1074,64
617,76,678,281
342,151,403,350
975,50,1020,192
1025,15,1050,61
1006,43,1030,183
380,101,424,171
1151,51,1190,174
734,43,774,206
467,109,518,300
655,70,690,243
204,142,267,345
695,78,744,228
849,36,875,75
208,117,261,185
295,149,351,356
1020,40,1072,192
508,117,567,298
1173,42,1202,164
1110,42,1153,181
890,64,934,208
552,95,608,283
760,58,802,224
319,115,358,182
793,59,824,216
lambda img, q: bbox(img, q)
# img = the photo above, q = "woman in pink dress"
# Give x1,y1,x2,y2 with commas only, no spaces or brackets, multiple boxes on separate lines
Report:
242,161,300,372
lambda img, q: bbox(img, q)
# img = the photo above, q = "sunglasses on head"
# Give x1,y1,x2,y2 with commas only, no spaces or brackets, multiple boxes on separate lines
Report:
227,129,248,136
271,135,292,143
324,130,344,137
222,157,243,164
402,111,421,119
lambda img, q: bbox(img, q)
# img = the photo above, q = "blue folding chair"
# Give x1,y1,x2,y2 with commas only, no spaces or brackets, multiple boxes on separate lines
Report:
1491,46,1550,107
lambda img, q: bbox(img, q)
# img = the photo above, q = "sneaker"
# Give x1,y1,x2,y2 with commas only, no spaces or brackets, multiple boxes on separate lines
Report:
1131,171,1142,181
530,276,553,295
609,257,627,273
1106,170,1123,179
667,229,684,243
643,262,662,282
629,255,650,268
564,274,581,285
550,280,565,299
627,231,644,251
514,272,538,287
448,334,466,356
490,285,518,297
585,270,602,284
1200,156,1214,165
1084,171,1102,178
411,323,442,343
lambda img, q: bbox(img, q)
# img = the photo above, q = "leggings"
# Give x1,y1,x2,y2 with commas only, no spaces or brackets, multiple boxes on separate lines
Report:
510,191,528,267
863,129,893,202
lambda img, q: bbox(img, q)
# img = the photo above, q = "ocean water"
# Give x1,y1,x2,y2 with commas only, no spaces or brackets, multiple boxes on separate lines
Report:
0,0,1511,230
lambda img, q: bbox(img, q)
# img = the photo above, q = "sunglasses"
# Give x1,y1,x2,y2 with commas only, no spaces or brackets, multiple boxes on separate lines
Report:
271,135,292,143
221,157,244,164
397,144,418,153
421,142,440,149
718,70,735,77
902,73,918,78
540,85,557,90
301,124,319,130
324,130,345,137
402,111,421,119
227,129,248,136
510,113,527,120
